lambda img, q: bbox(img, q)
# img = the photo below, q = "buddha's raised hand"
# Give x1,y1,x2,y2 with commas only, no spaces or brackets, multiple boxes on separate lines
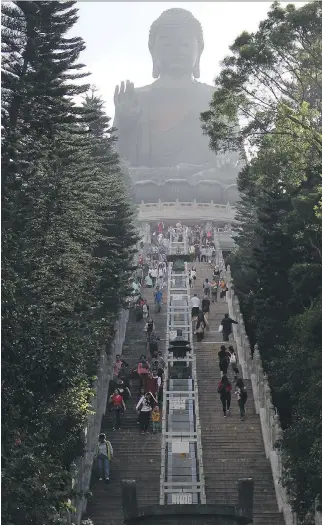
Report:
114,80,139,121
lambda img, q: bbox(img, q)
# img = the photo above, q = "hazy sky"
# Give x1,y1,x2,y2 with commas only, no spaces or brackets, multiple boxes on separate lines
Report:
71,2,306,119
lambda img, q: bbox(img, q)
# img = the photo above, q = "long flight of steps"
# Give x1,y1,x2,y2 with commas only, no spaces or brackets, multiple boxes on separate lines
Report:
84,285,167,525
191,262,285,525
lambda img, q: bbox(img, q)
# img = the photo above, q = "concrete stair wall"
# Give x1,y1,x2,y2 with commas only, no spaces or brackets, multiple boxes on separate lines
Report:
190,262,285,525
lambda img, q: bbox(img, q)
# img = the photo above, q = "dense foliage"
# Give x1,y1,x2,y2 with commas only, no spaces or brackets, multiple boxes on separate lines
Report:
1,2,137,524
202,1,322,521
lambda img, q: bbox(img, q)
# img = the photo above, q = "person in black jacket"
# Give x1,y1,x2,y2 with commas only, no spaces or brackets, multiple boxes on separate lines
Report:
218,345,230,376
201,295,210,322
220,313,238,342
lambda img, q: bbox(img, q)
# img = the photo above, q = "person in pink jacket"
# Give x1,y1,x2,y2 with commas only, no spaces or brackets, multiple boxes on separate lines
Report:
137,355,150,391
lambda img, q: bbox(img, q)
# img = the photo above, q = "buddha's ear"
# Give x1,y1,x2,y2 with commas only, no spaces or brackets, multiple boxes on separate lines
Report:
152,58,160,79
193,53,201,79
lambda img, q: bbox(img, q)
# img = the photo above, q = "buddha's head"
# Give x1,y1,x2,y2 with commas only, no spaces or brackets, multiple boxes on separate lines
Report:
149,8,204,79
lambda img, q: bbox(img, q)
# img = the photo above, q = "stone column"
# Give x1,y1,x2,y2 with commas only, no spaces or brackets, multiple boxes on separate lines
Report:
238,478,254,515
122,480,139,521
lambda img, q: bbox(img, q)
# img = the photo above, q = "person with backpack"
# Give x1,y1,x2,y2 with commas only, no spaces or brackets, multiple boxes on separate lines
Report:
144,316,155,338
235,378,248,421
220,280,228,300
148,332,159,358
134,296,144,321
154,287,163,313
142,300,149,319
96,433,113,482
218,345,230,377
211,280,218,303
136,392,156,434
114,377,131,404
228,346,239,381
195,312,205,342
137,355,150,391
217,374,232,418
146,370,161,401
201,294,210,323
203,278,211,297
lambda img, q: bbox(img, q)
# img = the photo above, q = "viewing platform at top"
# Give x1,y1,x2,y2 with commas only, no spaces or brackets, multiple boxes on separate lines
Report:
137,200,237,225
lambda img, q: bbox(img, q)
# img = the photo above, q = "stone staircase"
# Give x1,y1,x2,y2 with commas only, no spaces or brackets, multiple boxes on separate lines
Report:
191,262,285,525
84,285,167,525
84,260,285,525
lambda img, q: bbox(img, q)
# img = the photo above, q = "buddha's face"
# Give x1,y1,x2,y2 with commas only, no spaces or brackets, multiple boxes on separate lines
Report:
153,25,198,77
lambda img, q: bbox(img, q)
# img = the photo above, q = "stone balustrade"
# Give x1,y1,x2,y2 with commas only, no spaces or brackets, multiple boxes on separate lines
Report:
212,228,295,524
221,263,322,525
223,263,295,525
138,199,237,223
214,226,322,525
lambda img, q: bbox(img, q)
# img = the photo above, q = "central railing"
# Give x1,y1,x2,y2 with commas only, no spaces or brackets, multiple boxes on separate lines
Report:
159,229,206,505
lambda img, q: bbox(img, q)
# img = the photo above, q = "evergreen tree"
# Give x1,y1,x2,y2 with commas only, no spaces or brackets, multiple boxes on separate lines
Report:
203,2,322,520
2,4,138,524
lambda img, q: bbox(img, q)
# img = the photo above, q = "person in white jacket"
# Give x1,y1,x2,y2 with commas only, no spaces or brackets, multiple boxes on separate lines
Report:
136,392,157,434
97,433,113,482
191,294,200,319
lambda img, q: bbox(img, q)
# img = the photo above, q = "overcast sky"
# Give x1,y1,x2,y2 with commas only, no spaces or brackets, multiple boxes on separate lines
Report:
70,2,306,119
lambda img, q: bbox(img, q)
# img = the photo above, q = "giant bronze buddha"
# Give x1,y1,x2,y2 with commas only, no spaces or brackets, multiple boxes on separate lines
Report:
113,8,240,204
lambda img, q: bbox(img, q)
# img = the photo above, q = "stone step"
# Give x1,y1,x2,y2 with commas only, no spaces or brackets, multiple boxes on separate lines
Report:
85,260,283,525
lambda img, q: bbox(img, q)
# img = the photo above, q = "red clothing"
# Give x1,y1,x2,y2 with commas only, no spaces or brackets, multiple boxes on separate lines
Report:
111,394,123,406
218,381,232,393
157,222,164,233
113,360,123,377
146,377,158,396
138,362,150,375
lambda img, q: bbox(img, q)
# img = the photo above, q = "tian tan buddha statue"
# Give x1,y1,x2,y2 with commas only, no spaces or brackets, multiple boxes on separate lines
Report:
113,8,240,204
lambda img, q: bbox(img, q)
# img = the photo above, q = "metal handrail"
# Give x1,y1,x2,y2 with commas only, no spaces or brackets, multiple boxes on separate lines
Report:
159,228,206,505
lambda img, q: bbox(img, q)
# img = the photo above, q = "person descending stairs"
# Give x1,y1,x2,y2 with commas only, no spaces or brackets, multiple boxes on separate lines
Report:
191,261,285,525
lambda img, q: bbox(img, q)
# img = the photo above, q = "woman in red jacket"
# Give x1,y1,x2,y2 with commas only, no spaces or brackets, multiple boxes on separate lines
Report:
109,389,126,430
217,374,232,418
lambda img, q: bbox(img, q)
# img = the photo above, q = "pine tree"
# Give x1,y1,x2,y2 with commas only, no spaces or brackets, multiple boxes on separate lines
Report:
1,4,138,524
202,2,322,518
